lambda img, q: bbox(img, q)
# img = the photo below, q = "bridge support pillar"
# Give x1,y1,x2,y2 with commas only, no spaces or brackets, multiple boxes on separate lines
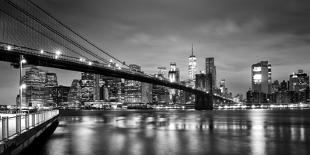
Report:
195,93,213,110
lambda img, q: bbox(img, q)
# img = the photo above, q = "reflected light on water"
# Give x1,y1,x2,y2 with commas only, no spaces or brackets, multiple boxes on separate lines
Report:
250,111,266,155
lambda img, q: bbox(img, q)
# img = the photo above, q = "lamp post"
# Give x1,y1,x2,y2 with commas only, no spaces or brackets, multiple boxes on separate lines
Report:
19,55,26,113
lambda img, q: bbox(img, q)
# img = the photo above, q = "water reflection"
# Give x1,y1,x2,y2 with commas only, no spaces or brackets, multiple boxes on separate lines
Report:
35,110,310,155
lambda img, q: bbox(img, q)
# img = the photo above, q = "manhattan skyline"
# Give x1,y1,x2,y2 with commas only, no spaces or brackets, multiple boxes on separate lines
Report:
1,0,310,104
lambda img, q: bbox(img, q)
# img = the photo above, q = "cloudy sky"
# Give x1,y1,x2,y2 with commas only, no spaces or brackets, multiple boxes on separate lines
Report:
1,0,310,104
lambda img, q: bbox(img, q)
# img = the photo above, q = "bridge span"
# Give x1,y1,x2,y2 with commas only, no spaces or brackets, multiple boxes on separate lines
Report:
0,42,216,110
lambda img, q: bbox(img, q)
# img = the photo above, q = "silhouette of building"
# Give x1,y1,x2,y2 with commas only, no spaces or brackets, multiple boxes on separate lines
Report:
205,57,216,91
68,79,82,105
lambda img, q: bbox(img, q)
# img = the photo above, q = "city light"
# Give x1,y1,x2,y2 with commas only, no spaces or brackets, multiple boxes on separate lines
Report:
21,57,27,64
55,50,62,59
79,57,86,62
6,45,12,51
55,50,62,56
20,83,26,89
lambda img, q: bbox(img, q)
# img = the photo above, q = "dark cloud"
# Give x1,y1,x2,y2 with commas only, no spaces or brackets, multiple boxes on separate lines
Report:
1,0,310,104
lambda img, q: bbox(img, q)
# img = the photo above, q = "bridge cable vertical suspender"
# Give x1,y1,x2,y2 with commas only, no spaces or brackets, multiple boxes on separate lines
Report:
4,0,108,63
0,5,86,59
27,0,129,67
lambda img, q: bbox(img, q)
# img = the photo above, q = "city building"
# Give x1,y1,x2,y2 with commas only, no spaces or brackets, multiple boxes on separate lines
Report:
45,73,58,106
68,79,82,105
188,44,197,88
80,72,95,103
124,64,152,103
250,61,272,103
205,57,216,91
22,67,47,107
288,70,309,103
152,71,170,104
52,85,70,105
100,76,123,102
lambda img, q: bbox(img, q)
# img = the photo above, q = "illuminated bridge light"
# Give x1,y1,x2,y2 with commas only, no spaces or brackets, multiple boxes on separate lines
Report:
6,45,12,51
79,57,86,62
20,83,27,89
55,50,62,56
54,50,62,59
21,57,27,64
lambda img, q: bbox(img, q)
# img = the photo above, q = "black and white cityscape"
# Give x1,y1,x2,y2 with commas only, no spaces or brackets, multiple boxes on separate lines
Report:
0,0,310,155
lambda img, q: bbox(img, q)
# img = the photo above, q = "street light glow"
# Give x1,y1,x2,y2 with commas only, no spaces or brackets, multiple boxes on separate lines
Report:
55,50,62,56
88,61,93,66
6,45,12,51
40,50,44,54
21,57,27,64
79,57,85,62
20,83,26,89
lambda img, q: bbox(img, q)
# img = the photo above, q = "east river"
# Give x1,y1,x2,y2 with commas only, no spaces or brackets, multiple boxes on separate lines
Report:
32,109,310,155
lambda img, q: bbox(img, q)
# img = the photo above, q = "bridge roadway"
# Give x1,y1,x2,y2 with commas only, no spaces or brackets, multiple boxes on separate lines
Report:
0,42,227,110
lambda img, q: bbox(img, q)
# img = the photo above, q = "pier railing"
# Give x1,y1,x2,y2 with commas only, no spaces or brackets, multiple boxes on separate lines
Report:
0,110,59,141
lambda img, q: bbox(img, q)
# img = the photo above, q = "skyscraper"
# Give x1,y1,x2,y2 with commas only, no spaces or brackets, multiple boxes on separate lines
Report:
251,61,272,103
188,44,197,88
81,72,95,102
22,67,47,107
205,57,216,91
125,64,152,103
68,79,82,104
252,61,272,94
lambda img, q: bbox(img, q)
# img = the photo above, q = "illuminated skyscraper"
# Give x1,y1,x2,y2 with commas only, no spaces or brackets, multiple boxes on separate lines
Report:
252,61,271,94
188,44,197,88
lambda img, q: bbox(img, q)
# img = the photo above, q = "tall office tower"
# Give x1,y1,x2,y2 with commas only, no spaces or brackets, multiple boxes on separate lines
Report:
45,73,58,105
45,73,58,87
252,61,272,94
93,74,100,101
188,44,197,88
125,64,145,103
205,57,216,91
80,72,95,102
289,70,309,91
53,85,70,105
68,79,82,104
100,76,122,102
22,67,47,107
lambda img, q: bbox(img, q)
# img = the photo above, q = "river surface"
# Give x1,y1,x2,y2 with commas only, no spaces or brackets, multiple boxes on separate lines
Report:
34,109,310,155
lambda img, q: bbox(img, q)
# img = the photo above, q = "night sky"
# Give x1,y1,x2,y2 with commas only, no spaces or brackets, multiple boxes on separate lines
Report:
1,0,310,104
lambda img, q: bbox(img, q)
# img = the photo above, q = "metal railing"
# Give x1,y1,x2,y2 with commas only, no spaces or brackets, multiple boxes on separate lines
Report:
0,110,59,142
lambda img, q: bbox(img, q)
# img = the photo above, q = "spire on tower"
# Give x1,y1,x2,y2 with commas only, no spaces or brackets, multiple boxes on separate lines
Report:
190,43,195,57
